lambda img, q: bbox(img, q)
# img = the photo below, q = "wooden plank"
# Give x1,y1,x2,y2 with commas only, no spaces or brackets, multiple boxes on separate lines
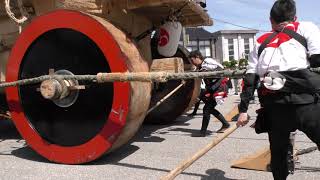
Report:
31,0,60,15
0,51,10,94
127,0,185,9
61,0,213,27
231,147,271,172
151,58,184,73
61,0,103,13
127,0,213,27
187,0,212,24
225,106,239,122
184,64,196,71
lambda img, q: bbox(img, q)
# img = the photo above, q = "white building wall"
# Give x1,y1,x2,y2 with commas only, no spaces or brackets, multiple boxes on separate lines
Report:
222,36,229,62
211,41,216,58
238,36,245,59
249,37,254,51
233,38,239,60
213,32,257,63
214,37,224,64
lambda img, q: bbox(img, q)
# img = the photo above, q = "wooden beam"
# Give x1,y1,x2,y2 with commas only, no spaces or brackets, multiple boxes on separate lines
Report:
151,58,184,73
184,64,196,71
126,0,185,10
231,147,271,172
126,0,213,27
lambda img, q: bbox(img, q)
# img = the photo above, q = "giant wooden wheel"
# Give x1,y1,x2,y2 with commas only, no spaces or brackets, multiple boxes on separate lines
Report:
6,10,151,164
145,44,201,124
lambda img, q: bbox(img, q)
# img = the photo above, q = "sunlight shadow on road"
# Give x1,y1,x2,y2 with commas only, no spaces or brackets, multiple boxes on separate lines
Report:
202,169,244,180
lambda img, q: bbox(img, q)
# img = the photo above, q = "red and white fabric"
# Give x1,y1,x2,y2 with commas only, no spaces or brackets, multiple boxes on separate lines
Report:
247,21,320,76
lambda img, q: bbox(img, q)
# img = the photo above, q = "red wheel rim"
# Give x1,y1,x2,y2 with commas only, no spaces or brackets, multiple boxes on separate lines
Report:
6,10,130,164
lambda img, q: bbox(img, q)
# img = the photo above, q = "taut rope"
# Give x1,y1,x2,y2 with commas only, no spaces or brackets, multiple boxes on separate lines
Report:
1,67,320,89
0,69,247,89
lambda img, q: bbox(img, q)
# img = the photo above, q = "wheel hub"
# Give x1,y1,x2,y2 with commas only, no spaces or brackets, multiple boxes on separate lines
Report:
40,70,80,108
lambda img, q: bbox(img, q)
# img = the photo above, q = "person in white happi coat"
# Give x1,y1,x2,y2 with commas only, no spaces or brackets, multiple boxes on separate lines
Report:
236,0,320,179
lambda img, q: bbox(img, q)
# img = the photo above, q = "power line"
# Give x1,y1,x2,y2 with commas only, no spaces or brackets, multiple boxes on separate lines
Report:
232,0,272,8
212,18,269,32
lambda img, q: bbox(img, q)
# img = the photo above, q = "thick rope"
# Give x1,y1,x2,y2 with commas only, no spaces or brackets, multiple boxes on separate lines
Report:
1,67,320,89
0,75,97,88
5,0,29,24
310,67,320,73
96,69,246,83
0,69,246,89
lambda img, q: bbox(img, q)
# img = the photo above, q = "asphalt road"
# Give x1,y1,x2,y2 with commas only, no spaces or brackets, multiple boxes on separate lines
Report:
0,95,320,180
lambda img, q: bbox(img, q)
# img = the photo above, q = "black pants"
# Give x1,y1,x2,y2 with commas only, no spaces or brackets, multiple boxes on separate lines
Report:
191,89,205,115
265,103,320,180
201,99,229,132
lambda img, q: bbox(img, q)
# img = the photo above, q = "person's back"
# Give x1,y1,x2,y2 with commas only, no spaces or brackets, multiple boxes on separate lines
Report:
200,59,227,103
236,1,320,179
249,21,320,106
250,21,320,76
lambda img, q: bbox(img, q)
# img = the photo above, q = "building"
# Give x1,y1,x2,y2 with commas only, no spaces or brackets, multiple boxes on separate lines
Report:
181,28,258,63
212,30,259,62
180,27,215,58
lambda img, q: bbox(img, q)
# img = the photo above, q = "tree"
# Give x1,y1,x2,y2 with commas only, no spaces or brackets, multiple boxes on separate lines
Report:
238,58,248,69
222,61,230,69
229,59,238,69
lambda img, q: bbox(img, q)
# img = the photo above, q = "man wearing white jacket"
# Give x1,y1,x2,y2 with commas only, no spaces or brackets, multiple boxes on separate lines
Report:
236,0,320,179
189,51,230,136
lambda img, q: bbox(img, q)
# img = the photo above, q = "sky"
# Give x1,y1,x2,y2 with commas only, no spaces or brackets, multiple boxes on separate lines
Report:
204,0,320,35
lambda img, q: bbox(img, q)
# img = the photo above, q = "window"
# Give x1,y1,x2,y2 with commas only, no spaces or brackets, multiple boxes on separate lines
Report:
187,40,212,57
228,39,234,60
199,40,211,57
190,41,198,46
244,38,250,59
187,40,198,52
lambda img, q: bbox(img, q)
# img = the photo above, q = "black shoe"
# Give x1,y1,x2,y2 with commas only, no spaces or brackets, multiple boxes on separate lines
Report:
192,130,207,137
200,130,208,137
216,125,230,133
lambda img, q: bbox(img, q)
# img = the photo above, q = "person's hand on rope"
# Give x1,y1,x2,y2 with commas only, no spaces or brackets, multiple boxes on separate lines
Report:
236,113,249,127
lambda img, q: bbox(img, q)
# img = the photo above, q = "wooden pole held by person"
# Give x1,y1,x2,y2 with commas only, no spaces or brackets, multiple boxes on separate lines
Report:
161,124,238,180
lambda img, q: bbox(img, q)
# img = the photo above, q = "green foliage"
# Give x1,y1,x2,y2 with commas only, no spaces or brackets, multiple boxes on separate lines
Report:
223,59,247,70
229,59,238,69
222,61,230,69
222,60,238,69
238,58,249,69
